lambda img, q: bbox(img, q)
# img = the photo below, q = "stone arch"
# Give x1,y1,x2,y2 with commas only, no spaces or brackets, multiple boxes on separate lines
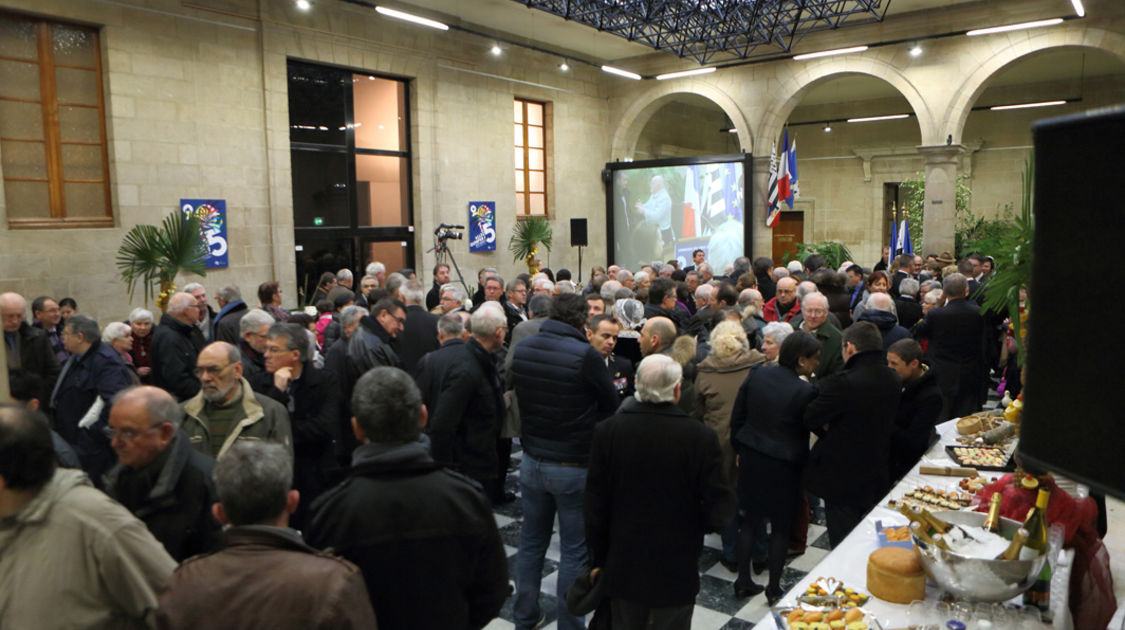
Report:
756,56,935,149
609,82,752,159
944,26,1125,144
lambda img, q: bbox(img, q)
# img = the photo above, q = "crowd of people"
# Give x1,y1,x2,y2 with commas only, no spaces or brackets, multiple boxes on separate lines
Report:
0,247,1015,630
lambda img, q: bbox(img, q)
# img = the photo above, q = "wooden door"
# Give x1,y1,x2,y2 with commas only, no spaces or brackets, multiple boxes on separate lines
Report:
772,211,804,262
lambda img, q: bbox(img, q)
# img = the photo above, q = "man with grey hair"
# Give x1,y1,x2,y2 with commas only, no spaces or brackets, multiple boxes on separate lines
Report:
152,291,204,401
156,442,376,630
383,272,407,300
694,283,715,313
212,284,248,344
51,314,135,485
772,266,790,281
586,353,734,628
914,273,987,420
503,278,529,340
857,291,911,350
2,291,60,401
893,276,924,329
616,269,635,290
253,323,339,525
531,277,554,296
104,385,220,561
183,282,214,343
418,301,508,502
633,270,652,292
365,261,386,287
794,292,844,380
397,279,440,374
599,279,623,304
236,307,274,380
182,341,292,460
336,267,354,289
697,262,714,284
308,367,509,629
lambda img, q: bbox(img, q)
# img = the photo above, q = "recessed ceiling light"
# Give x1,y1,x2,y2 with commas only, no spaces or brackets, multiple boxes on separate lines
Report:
295,0,311,10
655,67,716,80
601,65,642,80
823,124,832,132
727,128,738,134
559,61,569,71
909,44,922,57
490,44,502,56
966,18,1063,36
847,114,911,123
792,45,868,61
374,6,449,31
1071,0,1085,17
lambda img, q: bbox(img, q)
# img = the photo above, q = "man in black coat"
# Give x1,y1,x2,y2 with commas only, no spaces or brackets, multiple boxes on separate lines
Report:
252,323,340,527
587,314,635,401
2,292,60,401
307,367,509,630
644,277,689,334
586,354,734,628
888,253,915,298
212,285,248,345
50,314,136,485
396,280,440,374
420,302,506,500
886,339,942,482
151,292,204,401
804,321,901,547
913,273,988,420
104,386,220,562
510,294,619,630
426,263,451,311
893,277,925,330
344,298,404,409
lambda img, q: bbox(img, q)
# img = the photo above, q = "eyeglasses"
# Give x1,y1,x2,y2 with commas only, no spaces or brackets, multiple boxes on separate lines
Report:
102,425,158,441
193,363,231,376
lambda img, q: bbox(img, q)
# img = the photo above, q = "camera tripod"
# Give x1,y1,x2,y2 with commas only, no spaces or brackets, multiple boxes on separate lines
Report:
427,228,472,298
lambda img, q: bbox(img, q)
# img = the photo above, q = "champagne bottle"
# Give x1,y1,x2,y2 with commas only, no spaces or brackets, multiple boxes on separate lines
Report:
911,521,952,550
982,493,1002,533
919,508,954,535
997,527,1029,560
1021,488,1053,610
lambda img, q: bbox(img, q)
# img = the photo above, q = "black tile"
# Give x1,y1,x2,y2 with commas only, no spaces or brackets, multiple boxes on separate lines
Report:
499,521,524,548
499,590,559,626
721,618,755,630
778,566,807,593
505,551,559,583
811,530,832,550
494,496,524,519
698,546,724,573
696,573,746,615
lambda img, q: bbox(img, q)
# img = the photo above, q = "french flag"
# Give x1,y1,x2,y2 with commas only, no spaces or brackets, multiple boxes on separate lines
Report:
777,128,791,207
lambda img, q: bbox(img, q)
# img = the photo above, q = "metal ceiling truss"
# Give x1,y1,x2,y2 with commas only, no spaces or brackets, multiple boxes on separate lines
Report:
514,0,890,65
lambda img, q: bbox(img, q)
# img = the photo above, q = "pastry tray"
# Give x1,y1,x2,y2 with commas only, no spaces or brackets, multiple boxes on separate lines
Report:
944,445,1015,472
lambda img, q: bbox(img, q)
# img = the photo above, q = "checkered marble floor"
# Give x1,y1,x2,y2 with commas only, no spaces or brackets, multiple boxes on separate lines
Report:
485,443,831,630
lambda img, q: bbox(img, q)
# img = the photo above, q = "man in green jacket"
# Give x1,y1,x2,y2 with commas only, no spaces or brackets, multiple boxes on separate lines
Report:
180,341,292,459
799,292,844,381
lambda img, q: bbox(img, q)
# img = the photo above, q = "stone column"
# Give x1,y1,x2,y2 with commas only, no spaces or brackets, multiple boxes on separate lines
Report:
916,144,965,257
751,155,773,258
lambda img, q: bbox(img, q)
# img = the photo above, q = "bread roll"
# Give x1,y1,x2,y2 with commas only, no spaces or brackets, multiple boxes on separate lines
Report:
866,547,925,604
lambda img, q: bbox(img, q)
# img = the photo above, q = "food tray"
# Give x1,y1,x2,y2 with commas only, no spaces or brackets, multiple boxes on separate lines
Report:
771,603,883,630
874,520,914,550
945,445,1015,471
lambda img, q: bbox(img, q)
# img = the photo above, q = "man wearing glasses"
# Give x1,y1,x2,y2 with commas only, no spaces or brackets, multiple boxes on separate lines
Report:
103,385,221,561
180,341,292,460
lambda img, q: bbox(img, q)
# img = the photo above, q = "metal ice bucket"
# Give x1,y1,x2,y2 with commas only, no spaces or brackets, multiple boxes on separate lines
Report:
912,510,1048,603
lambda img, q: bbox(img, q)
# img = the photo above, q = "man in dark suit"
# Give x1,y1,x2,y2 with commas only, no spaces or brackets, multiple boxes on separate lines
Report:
587,314,634,401
893,277,924,329
2,292,60,402
889,253,915,299
913,273,987,421
683,248,705,273
804,321,901,547
425,263,450,311
586,353,735,628
886,339,942,482
396,280,440,375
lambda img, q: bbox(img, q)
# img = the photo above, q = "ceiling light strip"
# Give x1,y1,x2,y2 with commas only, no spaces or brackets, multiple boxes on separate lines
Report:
374,5,449,31
989,100,1068,111
966,18,1063,36
792,45,868,61
655,67,717,80
1071,0,1086,17
601,65,642,80
847,114,911,123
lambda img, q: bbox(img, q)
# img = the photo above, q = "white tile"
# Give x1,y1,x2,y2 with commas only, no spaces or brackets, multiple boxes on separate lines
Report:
703,533,723,549
703,560,738,581
495,513,515,529
545,536,561,563
540,569,558,596
735,595,772,622
787,546,830,572
807,523,827,541
690,604,733,630
504,544,517,556
483,618,515,630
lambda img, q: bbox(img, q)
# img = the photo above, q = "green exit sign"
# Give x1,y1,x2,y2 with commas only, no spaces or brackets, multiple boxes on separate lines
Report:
313,217,324,226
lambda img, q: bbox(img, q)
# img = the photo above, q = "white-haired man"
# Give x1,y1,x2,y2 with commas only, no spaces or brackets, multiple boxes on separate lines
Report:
365,261,386,288
585,353,734,629
855,292,911,350
418,302,507,503
152,292,204,401
183,282,214,343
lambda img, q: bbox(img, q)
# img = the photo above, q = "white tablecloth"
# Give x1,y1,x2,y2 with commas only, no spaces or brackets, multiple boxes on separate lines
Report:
755,418,1015,628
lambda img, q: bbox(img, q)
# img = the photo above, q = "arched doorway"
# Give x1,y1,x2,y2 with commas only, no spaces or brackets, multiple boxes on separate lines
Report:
634,94,741,160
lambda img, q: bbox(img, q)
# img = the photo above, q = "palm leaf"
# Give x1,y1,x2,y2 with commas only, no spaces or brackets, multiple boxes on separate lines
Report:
117,211,208,303
509,217,553,262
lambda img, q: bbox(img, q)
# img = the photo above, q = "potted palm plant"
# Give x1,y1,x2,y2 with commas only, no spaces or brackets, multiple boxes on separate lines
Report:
117,211,208,312
509,217,552,276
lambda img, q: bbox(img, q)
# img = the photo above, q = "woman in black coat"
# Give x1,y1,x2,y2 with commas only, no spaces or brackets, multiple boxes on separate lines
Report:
729,331,821,604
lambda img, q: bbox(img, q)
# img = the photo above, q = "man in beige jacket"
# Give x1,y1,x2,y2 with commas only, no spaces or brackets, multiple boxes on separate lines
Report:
0,404,176,630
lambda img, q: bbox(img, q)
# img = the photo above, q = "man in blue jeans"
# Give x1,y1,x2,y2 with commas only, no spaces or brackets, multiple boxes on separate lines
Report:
510,294,619,629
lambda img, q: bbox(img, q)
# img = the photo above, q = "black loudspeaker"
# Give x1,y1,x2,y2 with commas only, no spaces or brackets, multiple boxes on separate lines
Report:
570,218,588,247
1018,105,1125,500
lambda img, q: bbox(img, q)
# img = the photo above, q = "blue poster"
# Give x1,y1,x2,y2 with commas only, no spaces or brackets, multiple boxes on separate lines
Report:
181,199,229,269
468,201,496,253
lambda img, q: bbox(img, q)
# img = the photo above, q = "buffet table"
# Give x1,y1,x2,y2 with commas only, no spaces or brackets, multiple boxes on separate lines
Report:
754,418,1061,629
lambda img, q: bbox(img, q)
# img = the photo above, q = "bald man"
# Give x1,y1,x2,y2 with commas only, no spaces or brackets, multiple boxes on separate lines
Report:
152,292,204,400
762,277,801,323
2,291,60,400
639,316,697,415
103,386,220,561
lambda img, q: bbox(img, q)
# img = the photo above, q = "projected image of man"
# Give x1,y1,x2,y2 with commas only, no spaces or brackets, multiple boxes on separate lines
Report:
635,176,673,252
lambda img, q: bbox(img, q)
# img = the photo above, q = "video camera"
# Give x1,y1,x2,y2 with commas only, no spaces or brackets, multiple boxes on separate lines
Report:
434,223,464,241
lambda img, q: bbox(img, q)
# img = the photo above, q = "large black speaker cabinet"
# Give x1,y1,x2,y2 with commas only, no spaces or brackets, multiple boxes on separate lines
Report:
570,218,588,247
1018,105,1125,500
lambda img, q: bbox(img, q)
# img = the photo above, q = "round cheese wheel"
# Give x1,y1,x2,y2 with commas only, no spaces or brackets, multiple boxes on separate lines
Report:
866,547,925,604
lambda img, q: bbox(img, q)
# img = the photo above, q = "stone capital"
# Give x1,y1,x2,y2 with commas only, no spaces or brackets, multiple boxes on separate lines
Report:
915,144,967,164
